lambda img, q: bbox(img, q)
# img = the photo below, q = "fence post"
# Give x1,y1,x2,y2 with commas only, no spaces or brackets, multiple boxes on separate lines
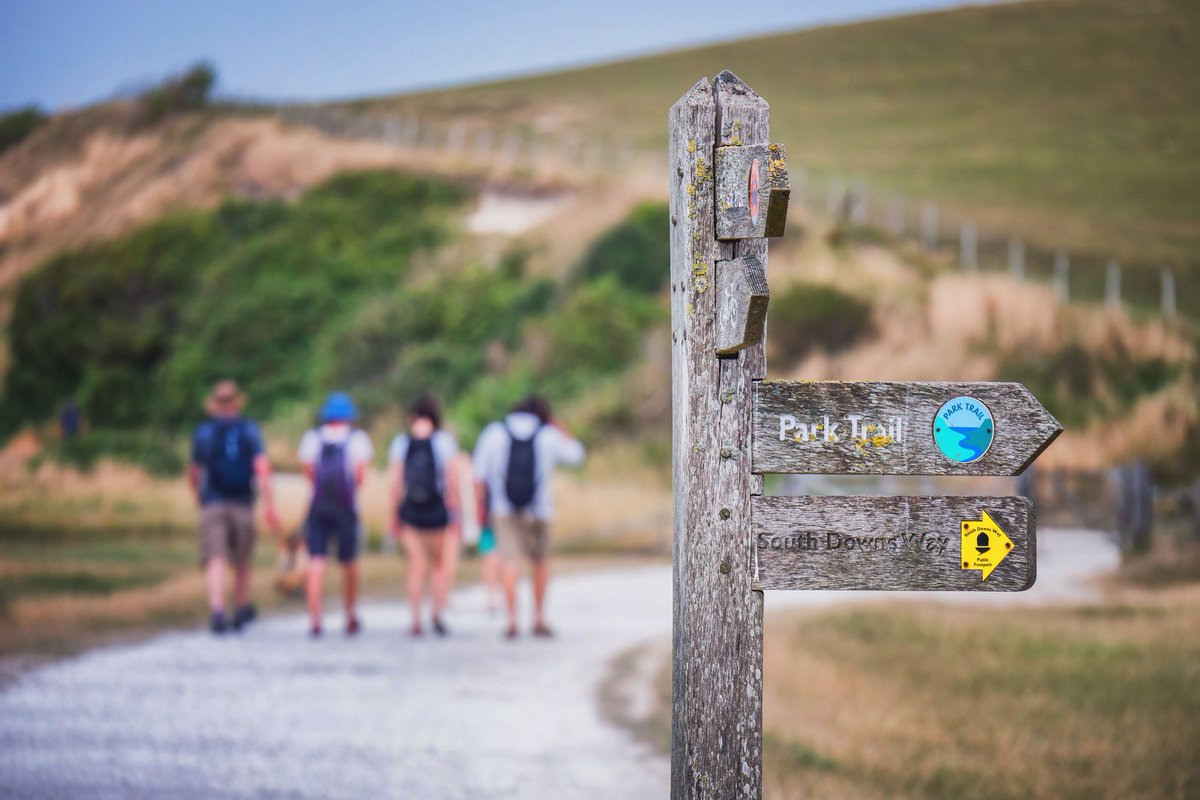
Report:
670,71,765,799
1162,269,1177,318
921,202,939,250
960,221,978,272
1106,260,1121,310
1054,251,1070,304
849,180,868,225
887,195,905,235
1008,237,1025,281
1116,460,1154,555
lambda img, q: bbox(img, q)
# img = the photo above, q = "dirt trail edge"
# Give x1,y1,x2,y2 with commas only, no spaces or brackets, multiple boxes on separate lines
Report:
0,529,1115,799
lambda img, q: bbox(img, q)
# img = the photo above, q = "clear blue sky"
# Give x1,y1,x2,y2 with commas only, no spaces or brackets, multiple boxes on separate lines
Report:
1,0,983,110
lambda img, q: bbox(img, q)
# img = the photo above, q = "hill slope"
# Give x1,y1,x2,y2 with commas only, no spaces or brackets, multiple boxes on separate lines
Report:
357,0,1200,264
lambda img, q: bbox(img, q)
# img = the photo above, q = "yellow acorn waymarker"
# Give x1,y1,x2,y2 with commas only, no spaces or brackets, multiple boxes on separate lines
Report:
961,509,1015,580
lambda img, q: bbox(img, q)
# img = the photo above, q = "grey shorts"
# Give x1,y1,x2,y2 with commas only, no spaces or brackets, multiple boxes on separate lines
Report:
494,513,550,564
199,502,257,567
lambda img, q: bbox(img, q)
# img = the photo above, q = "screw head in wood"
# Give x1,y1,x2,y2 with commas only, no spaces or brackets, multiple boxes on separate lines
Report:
719,508,731,520
720,447,733,459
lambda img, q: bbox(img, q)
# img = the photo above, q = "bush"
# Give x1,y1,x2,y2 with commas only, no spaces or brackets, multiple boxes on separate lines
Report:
768,280,874,361
139,62,216,124
0,105,47,155
35,429,185,477
0,171,467,433
575,202,669,294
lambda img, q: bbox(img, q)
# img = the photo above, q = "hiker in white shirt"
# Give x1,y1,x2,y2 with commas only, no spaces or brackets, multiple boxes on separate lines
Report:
472,395,585,639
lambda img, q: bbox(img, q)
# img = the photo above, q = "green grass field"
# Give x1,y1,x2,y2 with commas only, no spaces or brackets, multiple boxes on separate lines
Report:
357,0,1200,267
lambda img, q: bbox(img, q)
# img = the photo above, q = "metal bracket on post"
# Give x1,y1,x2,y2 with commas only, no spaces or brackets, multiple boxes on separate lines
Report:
716,143,790,240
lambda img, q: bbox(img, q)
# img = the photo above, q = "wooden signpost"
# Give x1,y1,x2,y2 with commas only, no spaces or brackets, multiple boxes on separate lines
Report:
669,71,1062,799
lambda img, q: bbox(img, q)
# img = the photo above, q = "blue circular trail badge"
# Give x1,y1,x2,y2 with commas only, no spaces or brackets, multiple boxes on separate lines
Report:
933,396,994,463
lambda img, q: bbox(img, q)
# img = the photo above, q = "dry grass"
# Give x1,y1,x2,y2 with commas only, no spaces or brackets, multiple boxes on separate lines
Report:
757,587,1200,800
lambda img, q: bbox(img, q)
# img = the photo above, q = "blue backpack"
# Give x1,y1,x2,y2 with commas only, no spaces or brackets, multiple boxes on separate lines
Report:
205,419,256,500
312,439,355,520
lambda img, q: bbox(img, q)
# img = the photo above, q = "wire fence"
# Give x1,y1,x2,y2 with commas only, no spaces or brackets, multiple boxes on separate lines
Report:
278,107,1193,323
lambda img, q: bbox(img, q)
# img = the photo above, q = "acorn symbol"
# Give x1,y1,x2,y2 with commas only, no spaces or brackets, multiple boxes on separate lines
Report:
975,531,991,554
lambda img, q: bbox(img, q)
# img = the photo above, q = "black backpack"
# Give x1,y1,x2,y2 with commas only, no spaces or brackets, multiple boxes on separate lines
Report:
404,437,442,509
205,419,255,500
505,422,542,510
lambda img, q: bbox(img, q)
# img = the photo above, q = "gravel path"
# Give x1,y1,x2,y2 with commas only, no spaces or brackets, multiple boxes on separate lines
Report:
0,529,1117,799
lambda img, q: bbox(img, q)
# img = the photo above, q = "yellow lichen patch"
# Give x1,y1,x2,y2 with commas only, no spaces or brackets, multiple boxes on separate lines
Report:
687,139,696,153
852,423,895,455
695,156,712,185
729,119,744,146
694,276,709,294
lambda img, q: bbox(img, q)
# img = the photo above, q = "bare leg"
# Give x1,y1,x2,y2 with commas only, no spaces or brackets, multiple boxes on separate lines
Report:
501,561,520,632
425,532,447,617
205,557,227,613
307,556,327,630
342,561,359,623
440,530,459,608
233,564,252,608
402,531,427,632
483,553,500,611
532,559,550,629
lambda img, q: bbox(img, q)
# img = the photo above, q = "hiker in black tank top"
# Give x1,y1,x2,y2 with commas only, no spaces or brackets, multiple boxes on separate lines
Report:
388,395,459,637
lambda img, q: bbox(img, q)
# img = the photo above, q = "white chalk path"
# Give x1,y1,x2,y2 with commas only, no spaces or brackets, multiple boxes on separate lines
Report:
0,529,1117,799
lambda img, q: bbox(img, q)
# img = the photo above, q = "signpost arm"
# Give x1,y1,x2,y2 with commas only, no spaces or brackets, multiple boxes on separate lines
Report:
670,71,767,800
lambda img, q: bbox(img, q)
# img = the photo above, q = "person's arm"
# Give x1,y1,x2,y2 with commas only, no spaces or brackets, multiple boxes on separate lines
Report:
550,419,586,467
254,454,282,533
389,459,405,539
472,427,493,526
353,431,373,489
187,463,203,504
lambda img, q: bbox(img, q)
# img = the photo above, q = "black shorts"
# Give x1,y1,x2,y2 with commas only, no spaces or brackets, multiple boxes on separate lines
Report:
306,508,359,563
399,499,449,531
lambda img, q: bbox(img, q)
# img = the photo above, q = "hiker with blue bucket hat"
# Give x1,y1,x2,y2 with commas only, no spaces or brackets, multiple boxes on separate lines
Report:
299,392,374,637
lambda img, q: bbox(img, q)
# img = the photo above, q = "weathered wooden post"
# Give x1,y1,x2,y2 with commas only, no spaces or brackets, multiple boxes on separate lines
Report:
960,221,978,272
1008,237,1025,281
1054,251,1070,304
669,73,1059,800
1106,259,1121,309
670,70,788,799
921,202,939,250
1161,268,1177,318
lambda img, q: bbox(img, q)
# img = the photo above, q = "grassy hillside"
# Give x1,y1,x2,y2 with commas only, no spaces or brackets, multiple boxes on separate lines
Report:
358,0,1200,265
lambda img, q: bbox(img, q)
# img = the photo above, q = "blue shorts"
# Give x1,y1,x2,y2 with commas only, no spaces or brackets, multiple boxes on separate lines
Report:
306,509,359,563
477,526,496,555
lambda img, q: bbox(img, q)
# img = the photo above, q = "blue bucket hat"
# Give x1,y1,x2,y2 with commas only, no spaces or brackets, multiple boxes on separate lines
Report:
319,392,357,423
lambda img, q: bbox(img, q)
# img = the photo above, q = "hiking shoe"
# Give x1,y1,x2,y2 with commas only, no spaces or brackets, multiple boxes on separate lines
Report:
346,616,361,636
310,624,322,639
432,617,448,637
232,604,257,631
532,623,554,639
210,612,227,635
503,624,518,641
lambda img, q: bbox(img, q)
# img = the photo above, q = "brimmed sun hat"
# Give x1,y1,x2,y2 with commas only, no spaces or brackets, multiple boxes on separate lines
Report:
319,392,357,423
205,380,246,416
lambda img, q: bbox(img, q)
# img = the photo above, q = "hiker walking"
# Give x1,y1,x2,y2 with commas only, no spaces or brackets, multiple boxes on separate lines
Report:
300,392,373,637
389,396,458,636
473,395,584,639
188,380,281,634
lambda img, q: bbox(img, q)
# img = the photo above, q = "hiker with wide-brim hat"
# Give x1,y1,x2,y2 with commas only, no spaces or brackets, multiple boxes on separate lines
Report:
299,391,374,637
188,380,282,634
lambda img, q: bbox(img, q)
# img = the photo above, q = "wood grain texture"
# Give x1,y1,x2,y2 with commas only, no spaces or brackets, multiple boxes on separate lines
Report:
753,495,1036,591
752,380,1062,476
715,255,768,356
715,143,790,240
671,69,767,800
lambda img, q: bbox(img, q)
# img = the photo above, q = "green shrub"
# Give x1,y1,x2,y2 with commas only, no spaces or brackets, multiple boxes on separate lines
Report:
0,171,467,435
768,280,874,361
35,429,185,477
575,202,669,294
0,105,47,155
139,62,216,124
